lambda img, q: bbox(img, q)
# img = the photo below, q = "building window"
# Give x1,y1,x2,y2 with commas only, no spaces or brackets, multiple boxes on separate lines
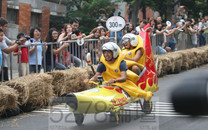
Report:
31,13,40,27
7,9,17,24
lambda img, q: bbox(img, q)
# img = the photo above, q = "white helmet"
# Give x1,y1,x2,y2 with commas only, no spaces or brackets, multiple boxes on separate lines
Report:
122,33,138,47
101,42,119,58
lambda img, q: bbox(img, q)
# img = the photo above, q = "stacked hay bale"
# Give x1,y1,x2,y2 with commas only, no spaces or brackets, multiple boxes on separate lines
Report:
64,67,91,93
164,52,183,73
176,50,189,70
154,45,208,77
172,53,183,73
164,52,176,73
198,46,208,64
49,66,97,96
3,73,54,111
156,54,171,76
190,48,204,66
47,71,67,96
186,48,198,68
3,81,28,105
0,85,19,115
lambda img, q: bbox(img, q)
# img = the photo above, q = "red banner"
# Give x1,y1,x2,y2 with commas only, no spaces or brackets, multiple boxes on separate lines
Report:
139,31,156,73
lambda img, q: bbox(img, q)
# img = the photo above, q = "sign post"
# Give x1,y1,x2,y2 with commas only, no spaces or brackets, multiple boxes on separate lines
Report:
106,16,126,44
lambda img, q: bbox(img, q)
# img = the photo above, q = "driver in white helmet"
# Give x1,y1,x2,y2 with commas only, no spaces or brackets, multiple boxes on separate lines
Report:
121,33,145,75
84,42,152,100
85,42,127,84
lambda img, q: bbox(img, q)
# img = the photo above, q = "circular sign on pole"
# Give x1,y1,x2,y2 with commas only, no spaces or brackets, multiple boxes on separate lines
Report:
106,16,126,32
166,21,172,27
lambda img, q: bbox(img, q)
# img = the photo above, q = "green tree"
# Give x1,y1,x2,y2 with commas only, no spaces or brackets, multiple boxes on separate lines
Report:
66,0,115,34
125,0,208,22
153,0,208,21
180,0,208,19
50,16,68,32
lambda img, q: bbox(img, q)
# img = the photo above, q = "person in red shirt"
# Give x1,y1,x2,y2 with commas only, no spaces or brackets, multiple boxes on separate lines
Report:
13,33,29,76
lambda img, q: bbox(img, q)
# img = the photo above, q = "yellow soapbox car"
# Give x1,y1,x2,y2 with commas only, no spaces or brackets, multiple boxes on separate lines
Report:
65,32,159,125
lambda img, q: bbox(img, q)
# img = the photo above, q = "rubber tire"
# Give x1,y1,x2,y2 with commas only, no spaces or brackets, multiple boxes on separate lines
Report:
74,113,84,126
143,100,152,114
1,105,20,118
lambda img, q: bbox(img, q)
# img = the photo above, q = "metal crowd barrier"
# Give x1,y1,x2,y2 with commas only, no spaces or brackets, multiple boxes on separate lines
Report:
2,33,207,80
151,31,208,55
1,38,111,81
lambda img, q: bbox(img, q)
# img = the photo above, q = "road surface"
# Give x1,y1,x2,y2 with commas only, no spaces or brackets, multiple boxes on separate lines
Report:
1,65,208,130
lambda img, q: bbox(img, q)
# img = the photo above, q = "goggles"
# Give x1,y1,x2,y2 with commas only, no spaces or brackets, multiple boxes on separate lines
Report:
122,38,130,45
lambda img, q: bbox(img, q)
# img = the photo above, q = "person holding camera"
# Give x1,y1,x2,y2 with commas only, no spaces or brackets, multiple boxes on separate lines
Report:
13,33,29,76
0,17,19,81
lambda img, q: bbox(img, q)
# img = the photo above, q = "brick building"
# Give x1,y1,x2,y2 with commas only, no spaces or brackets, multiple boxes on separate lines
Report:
0,0,66,41
114,2,155,24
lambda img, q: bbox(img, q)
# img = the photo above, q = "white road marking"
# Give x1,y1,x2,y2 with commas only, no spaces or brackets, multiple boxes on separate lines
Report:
32,102,208,118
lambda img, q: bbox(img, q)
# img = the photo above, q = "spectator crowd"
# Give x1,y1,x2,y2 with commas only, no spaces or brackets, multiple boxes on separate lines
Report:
0,5,207,81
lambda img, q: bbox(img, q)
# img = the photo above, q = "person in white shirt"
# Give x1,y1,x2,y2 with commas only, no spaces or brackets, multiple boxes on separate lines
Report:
0,17,19,81
135,20,147,34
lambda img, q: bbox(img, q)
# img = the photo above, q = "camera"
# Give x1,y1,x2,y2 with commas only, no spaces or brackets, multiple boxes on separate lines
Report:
15,35,30,45
24,35,30,40
15,40,21,45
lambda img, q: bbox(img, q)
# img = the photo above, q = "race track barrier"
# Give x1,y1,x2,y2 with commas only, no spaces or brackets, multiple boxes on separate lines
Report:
1,34,208,117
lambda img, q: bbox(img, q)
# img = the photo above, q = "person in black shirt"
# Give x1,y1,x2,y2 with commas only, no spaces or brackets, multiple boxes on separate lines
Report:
45,28,69,72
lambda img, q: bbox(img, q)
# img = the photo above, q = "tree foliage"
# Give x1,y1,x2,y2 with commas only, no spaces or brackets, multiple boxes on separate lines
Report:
123,0,208,22
66,0,115,34
180,0,208,19
153,0,208,21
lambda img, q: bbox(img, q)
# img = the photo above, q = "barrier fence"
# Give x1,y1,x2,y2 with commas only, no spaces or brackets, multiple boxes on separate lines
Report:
1,38,110,81
1,32,208,81
151,31,208,55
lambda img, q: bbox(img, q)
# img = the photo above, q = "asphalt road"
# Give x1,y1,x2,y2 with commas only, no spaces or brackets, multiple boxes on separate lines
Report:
1,65,208,130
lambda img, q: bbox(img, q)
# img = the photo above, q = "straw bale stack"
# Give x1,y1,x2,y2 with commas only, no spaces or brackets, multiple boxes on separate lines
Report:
64,67,92,93
185,49,197,68
3,81,28,105
166,52,183,73
4,73,54,109
177,50,189,69
0,85,18,113
84,65,98,78
49,66,97,96
198,46,208,63
172,53,183,72
156,54,171,76
164,53,176,73
190,48,204,66
47,71,67,96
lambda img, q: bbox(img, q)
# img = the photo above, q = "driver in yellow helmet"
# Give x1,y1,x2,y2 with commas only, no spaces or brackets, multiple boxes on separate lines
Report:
84,42,152,101
121,33,145,75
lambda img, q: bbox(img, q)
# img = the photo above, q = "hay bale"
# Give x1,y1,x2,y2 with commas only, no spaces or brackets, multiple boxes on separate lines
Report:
166,52,183,73
3,81,28,105
64,67,91,93
177,51,189,70
5,73,54,109
47,70,67,96
157,54,171,76
190,48,204,66
49,66,97,96
198,46,208,63
0,85,18,112
185,49,197,68
84,65,97,78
